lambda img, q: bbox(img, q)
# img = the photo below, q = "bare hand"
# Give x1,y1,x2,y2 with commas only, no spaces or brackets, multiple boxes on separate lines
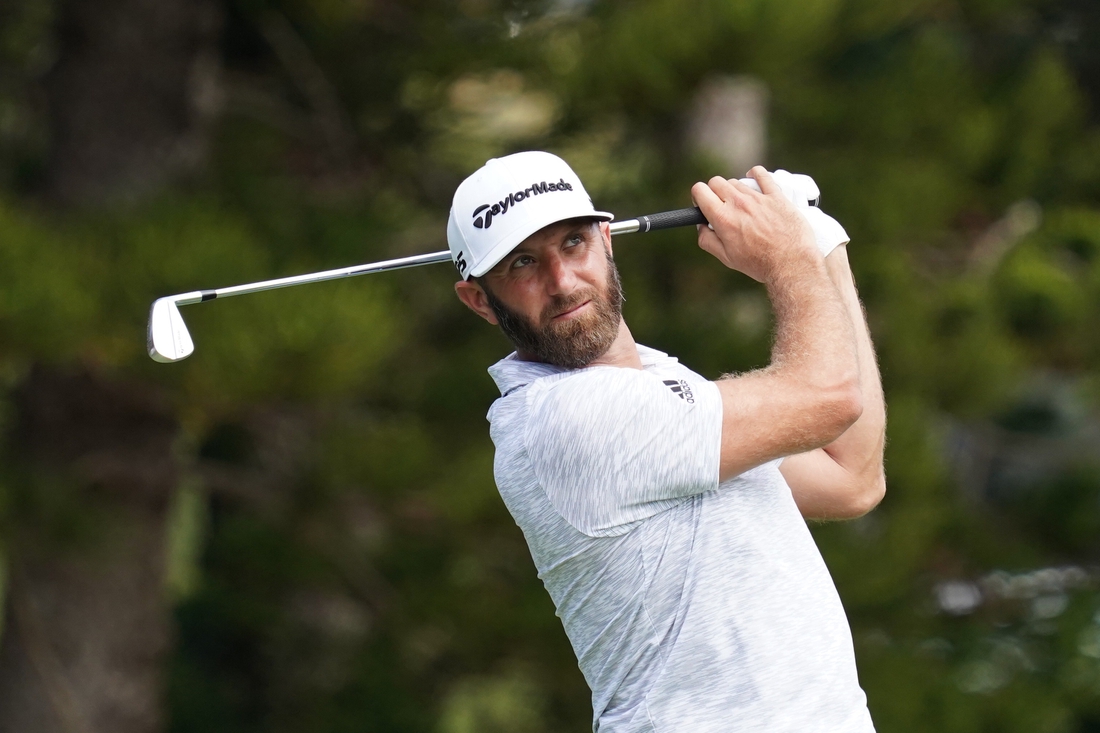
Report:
692,167,817,282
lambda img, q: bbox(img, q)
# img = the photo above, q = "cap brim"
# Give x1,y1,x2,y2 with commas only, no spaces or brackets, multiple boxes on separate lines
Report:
467,209,614,278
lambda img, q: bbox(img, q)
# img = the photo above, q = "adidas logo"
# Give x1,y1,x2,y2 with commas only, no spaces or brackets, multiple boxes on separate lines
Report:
471,178,574,230
663,379,695,404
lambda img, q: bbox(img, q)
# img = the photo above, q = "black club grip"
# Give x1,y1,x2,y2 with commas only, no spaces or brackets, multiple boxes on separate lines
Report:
634,207,709,232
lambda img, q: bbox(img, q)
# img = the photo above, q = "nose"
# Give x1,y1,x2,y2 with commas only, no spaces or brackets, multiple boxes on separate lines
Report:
541,250,578,295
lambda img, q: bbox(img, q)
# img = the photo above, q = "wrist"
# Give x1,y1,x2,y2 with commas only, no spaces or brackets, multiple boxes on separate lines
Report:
761,245,830,292
800,207,850,258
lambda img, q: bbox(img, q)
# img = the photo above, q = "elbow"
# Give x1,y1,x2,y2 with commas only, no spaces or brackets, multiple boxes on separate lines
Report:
837,380,864,428
822,469,886,521
814,374,863,444
848,469,886,518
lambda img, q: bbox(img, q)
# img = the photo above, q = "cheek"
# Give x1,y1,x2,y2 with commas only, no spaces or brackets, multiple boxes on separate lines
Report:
495,279,547,319
582,249,612,287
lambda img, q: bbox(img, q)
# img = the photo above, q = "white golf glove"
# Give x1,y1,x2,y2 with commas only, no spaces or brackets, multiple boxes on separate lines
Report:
764,169,849,259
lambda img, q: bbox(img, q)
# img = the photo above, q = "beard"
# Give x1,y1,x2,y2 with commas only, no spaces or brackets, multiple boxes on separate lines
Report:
483,249,624,369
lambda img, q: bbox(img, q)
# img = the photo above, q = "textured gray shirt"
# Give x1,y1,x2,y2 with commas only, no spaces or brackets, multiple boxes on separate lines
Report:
487,345,875,733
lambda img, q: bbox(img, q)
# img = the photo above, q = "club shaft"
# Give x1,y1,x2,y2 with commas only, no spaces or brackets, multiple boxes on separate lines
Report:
208,250,453,300
179,207,709,305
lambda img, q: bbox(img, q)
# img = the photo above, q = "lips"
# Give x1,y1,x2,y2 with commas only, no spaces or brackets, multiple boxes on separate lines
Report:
551,299,592,321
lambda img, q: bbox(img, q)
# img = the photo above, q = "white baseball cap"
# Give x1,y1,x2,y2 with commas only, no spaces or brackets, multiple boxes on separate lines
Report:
447,151,613,280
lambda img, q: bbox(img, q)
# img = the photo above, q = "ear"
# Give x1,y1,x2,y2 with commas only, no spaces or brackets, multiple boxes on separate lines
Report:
599,220,613,256
454,279,499,325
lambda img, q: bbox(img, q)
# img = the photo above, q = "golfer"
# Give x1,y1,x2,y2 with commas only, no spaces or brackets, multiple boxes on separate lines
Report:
448,151,885,733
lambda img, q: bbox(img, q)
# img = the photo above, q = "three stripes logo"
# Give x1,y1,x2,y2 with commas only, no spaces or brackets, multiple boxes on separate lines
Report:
663,379,695,404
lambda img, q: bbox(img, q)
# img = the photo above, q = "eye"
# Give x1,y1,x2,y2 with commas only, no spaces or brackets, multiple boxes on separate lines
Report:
565,232,585,247
510,254,535,269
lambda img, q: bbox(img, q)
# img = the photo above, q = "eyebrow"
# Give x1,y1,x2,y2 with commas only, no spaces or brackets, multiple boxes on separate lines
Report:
490,224,597,273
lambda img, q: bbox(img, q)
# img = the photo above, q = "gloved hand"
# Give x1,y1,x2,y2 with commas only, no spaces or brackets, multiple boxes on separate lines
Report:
765,169,849,258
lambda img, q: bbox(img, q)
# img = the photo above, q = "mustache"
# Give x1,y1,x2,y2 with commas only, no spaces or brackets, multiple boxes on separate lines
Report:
541,291,594,323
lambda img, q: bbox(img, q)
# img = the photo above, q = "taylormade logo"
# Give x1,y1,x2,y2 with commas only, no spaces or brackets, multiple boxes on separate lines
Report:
472,179,573,230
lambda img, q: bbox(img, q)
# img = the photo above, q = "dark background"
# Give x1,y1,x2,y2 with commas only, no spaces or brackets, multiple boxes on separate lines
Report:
1,0,1099,731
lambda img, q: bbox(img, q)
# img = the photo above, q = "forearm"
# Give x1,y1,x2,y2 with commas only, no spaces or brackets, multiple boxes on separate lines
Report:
715,251,862,479
692,169,865,481
767,253,860,402
820,246,885,481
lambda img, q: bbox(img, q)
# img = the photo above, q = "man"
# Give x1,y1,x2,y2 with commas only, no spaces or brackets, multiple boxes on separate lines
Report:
448,150,885,733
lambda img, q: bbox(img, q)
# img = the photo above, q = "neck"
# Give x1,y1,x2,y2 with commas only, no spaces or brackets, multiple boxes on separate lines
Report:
586,318,643,369
516,318,642,370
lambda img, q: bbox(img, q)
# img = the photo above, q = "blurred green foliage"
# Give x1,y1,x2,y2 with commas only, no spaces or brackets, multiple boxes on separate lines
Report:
0,0,1099,730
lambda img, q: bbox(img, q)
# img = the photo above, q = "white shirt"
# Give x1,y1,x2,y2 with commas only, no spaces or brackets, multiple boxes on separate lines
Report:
487,345,876,733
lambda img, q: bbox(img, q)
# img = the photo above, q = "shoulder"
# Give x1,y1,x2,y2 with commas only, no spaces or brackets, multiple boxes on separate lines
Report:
528,366,689,428
524,367,721,462
523,366,723,535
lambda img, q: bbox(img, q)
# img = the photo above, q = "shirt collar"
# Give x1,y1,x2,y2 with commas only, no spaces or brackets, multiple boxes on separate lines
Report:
487,344,678,397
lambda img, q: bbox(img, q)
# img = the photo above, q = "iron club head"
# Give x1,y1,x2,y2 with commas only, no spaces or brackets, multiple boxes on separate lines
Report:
148,296,196,362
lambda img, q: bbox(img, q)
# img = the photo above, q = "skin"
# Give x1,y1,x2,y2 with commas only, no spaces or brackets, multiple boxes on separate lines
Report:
455,218,641,369
456,167,886,520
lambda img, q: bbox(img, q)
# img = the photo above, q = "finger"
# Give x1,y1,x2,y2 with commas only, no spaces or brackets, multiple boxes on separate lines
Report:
691,180,723,207
725,175,760,197
749,165,780,196
696,221,725,257
691,180,728,222
706,175,753,204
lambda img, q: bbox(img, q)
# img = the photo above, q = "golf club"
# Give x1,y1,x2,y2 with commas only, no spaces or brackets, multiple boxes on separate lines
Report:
148,179,821,363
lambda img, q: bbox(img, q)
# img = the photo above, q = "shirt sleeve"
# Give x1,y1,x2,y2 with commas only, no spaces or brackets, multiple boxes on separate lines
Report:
524,367,722,537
